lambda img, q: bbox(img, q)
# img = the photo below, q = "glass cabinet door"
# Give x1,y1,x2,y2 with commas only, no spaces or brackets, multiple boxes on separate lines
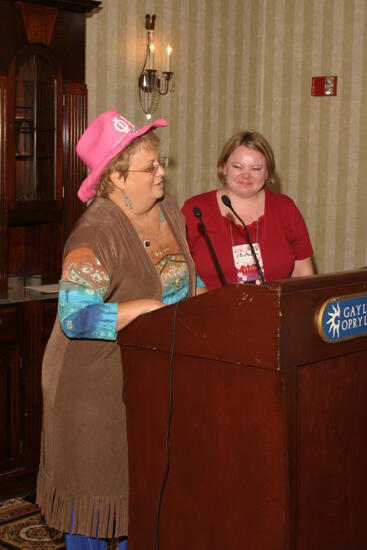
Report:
15,51,56,202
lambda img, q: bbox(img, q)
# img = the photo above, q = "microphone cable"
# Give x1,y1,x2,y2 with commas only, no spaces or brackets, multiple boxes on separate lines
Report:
221,194,265,284
155,299,180,550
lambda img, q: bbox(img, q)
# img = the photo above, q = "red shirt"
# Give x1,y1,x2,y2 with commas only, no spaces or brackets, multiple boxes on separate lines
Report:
182,189,313,290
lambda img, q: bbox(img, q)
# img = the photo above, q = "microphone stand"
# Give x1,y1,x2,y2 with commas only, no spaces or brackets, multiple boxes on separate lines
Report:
193,206,227,286
221,195,265,285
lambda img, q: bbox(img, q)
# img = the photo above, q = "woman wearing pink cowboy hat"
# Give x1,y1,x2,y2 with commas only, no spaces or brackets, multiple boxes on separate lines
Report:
36,109,206,549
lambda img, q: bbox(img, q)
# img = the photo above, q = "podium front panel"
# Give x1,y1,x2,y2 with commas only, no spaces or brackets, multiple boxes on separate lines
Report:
123,347,289,550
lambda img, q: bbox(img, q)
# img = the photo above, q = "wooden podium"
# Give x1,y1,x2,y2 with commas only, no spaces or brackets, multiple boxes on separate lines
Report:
118,270,367,550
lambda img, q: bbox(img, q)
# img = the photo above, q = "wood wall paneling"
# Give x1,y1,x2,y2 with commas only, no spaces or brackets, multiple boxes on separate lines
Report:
63,82,88,237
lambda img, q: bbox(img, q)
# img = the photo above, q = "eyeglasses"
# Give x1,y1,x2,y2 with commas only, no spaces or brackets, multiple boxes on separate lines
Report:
127,157,169,175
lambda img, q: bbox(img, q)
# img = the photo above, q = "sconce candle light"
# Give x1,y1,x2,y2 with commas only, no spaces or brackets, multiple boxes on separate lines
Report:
138,14,175,119
149,43,155,70
166,44,172,71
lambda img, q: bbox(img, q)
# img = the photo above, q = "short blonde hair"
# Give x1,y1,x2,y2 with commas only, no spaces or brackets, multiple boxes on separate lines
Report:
97,131,160,198
217,131,275,185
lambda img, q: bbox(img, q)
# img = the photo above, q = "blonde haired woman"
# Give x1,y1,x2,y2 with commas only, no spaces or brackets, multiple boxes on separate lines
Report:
182,130,313,289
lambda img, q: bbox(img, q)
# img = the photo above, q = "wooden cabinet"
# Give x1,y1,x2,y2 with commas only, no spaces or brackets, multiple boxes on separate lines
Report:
0,0,100,288
0,0,100,496
0,298,58,496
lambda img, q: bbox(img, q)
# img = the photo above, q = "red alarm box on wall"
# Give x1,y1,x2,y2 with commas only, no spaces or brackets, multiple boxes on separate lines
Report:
311,76,338,96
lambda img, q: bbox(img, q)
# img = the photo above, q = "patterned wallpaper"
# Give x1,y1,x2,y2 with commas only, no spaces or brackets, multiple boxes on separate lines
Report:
86,0,367,274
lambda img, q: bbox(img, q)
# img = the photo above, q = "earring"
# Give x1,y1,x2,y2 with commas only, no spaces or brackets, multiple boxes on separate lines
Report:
122,190,133,209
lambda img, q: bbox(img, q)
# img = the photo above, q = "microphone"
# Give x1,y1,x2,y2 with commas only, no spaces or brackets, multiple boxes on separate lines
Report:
193,206,227,286
221,195,265,285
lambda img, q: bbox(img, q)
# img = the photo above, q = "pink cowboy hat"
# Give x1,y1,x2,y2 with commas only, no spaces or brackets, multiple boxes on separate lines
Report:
76,109,168,202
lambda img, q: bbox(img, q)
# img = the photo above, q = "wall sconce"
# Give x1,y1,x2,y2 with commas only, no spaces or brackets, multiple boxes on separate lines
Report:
138,14,175,119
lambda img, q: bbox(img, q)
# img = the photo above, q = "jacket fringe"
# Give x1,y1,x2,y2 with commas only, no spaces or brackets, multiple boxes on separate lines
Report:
36,468,128,538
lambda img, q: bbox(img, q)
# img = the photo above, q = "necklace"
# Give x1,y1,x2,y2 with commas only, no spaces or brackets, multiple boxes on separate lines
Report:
229,216,259,248
132,206,172,260
132,206,165,244
228,193,260,245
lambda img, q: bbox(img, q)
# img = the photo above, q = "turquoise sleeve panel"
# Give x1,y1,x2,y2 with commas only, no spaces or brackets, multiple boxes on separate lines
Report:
58,281,118,340
196,273,206,290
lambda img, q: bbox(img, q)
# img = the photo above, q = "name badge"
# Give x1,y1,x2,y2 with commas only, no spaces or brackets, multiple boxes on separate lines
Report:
232,243,264,284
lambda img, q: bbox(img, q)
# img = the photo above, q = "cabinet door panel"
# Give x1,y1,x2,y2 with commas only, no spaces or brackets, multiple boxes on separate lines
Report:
14,50,58,205
0,345,21,470
0,305,22,341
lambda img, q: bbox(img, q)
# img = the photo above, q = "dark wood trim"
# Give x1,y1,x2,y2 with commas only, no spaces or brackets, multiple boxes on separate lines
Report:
17,0,101,14
63,82,87,237
7,205,63,224
0,77,7,288
19,3,57,46
0,468,37,500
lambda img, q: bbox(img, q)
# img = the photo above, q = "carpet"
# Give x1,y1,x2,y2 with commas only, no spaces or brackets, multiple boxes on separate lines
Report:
0,498,119,549
0,497,65,549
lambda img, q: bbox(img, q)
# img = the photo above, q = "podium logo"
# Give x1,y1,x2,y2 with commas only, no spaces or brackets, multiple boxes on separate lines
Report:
318,293,367,343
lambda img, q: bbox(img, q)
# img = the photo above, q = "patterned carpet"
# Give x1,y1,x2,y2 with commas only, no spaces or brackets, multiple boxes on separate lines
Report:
0,498,119,549
0,497,65,549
